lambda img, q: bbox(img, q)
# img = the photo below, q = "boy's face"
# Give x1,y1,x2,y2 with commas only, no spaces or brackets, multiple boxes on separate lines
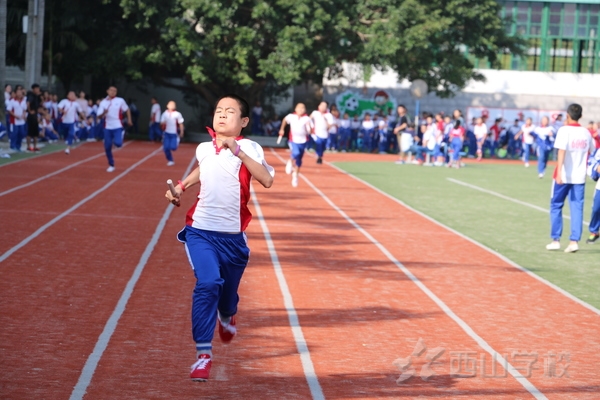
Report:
213,97,249,136
294,103,306,115
318,102,327,113
107,87,117,98
167,101,176,111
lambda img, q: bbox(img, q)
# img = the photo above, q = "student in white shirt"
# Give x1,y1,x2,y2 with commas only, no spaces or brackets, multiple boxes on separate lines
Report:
149,97,163,142
532,116,555,178
96,86,132,172
160,101,184,166
310,101,332,164
515,118,536,167
546,104,595,253
278,103,312,187
473,117,488,161
58,91,86,154
7,87,28,152
164,94,274,382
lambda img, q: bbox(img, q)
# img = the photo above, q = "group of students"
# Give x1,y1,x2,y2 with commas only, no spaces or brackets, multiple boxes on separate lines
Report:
3,83,188,170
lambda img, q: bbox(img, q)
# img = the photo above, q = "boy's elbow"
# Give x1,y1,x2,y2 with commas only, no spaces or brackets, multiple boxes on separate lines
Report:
262,176,274,188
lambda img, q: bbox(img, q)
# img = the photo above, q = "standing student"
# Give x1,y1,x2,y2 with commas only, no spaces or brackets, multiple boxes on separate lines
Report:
25,84,43,152
532,116,555,178
310,101,332,164
327,109,340,152
586,148,600,244
377,114,388,154
164,94,274,382
7,87,27,152
448,120,466,168
278,103,312,187
338,112,351,152
149,97,163,142
473,117,488,161
350,114,361,152
394,105,410,164
4,84,12,135
506,119,521,158
58,91,86,154
515,118,536,167
546,104,594,253
96,86,132,172
160,101,185,166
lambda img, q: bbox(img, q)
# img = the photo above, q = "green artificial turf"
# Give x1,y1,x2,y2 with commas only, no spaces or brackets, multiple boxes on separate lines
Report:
334,161,600,310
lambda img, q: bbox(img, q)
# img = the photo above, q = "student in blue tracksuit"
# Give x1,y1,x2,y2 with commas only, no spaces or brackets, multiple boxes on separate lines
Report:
160,101,185,166
165,94,274,382
149,97,163,142
361,113,375,153
531,116,555,178
546,104,595,253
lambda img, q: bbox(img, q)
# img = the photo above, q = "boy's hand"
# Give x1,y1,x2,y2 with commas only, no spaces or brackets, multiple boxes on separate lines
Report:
220,137,239,154
165,186,182,207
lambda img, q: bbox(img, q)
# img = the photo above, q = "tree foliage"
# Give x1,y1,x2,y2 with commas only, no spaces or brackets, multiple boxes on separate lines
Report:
7,0,523,102
121,0,522,102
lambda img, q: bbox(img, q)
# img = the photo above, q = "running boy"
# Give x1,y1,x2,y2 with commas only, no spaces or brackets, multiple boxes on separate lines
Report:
160,100,184,166
96,86,132,172
546,104,594,253
278,103,312,187
58,91,86,155
165,94,274,382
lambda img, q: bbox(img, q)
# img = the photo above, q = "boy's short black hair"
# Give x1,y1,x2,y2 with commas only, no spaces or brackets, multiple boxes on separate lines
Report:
216,94,250,118
567,104,582,121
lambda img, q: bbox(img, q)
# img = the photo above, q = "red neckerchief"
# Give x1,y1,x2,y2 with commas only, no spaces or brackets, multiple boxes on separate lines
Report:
567,123,581,127
207,126,243,154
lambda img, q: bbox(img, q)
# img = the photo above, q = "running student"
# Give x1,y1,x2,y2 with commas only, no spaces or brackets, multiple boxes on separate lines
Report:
546,104,594,253
515,118,536,168
310,101,332,164
149,97,162,142
278,103,312,187
532,116,555,178
96,86,132,172
57,91,85,155
165,94,274,382
160,101,184,166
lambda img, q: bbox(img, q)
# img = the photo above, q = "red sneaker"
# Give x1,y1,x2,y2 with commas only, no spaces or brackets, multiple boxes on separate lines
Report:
190,354,212,381
33,148,41,152
218,315,237,343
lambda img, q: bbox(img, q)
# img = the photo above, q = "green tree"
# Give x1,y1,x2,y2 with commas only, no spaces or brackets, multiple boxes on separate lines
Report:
120,0,522,104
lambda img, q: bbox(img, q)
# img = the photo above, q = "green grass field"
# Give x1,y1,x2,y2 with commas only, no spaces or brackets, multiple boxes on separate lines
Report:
335,161,600,310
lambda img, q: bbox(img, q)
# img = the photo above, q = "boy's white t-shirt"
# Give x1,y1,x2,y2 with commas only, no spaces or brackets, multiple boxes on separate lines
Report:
474,124,488,139
553,124,594,184
57,99,82,124
160,110,184,134
284,113,311,144
310,111,331,139
534,126,554,141
521,124,536,144
97,96,129,129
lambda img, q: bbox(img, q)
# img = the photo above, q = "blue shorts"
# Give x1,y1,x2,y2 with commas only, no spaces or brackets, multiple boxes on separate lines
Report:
290,142,307,168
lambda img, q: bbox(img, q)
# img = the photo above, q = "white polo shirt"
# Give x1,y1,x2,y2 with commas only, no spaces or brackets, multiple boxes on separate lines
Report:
284,113,311,144
151,103,161,123
97,96,129,130
160,110,184,134
311,111,332,139
8,98,28,126
187,139,275,233
553,123,594,184
521,124,536,145
57,99,82,124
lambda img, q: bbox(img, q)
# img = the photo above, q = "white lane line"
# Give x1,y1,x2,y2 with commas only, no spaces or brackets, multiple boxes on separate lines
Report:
0,141,117,168
0,146,162,263
69,156,197,400
0,151,107,197
309,154,600,318
250,185,325,400
447,177,590,226
269,149,547,399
